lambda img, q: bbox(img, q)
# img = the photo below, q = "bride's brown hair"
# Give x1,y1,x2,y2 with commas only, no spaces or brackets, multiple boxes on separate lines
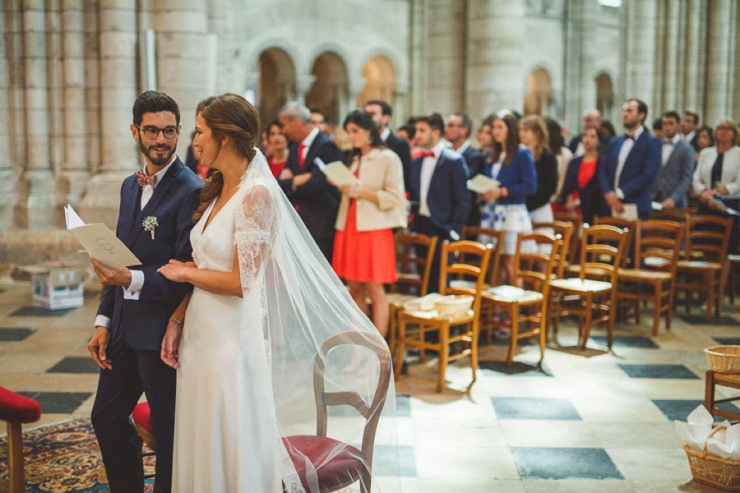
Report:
192,94,261,222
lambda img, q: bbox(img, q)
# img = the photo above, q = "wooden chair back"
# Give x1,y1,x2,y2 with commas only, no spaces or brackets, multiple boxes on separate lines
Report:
532,220,572,278
393,232,438,296
462,226,504,286
579,224,629,284
634,219,684,273
514,232,561,298
553,212,582,265
439,240,493,317
684,215,732,263
594,216,636,267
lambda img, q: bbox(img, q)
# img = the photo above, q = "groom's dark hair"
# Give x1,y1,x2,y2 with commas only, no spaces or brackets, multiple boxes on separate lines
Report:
133,91,180,126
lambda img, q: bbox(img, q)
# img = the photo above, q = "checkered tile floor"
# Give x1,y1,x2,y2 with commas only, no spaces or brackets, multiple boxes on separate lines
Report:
1,280,739,492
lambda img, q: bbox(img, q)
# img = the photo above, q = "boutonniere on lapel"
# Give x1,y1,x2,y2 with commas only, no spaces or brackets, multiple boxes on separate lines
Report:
142,216,159,240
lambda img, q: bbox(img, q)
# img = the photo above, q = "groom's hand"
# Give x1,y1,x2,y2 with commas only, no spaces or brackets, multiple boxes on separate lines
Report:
90,258,132,287
88,326,112,370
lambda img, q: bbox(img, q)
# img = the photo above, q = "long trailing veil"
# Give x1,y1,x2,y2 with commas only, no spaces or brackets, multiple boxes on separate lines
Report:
233,148,400,492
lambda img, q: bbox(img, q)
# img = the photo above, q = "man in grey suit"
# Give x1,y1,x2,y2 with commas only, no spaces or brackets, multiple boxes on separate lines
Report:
651,111,695,209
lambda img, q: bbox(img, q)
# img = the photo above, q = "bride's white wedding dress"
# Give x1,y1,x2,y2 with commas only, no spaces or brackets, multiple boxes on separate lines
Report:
172,167,283,492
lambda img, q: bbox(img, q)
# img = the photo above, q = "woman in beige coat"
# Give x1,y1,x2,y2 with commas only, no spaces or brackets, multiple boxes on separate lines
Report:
332,109,407,336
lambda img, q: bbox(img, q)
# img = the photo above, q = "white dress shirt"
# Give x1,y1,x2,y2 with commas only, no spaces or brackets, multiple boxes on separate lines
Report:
300,127,320,163
661,134,680,166
683,131,696,144
615,126,644,199
94,155,177,328
419,142,447,217
380,127,391,142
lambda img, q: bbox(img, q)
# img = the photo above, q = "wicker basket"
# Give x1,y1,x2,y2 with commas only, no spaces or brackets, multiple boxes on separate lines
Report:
434,294,473,319
705,346,740,373
685,426,740,491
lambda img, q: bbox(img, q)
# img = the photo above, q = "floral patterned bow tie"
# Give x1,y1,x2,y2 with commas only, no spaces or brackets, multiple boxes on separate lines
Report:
136,170,157,188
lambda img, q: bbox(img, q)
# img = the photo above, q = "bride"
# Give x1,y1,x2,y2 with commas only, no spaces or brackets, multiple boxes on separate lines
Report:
157,94,399,492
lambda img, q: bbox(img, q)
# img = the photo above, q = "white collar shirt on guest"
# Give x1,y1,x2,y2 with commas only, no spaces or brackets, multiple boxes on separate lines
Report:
615,126,644,196
419,141,447,217
455,140,471,155
380,127,391,142
661,134,681,166
683,130,695,144
141,155,177,210
300,127,320,164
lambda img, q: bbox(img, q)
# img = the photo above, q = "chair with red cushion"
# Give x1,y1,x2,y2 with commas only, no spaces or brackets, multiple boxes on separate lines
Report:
283,331,392,493
130,401,157,479
0,386,42,493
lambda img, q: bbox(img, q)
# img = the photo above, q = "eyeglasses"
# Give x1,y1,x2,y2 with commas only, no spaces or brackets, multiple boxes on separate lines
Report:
136,124,178,140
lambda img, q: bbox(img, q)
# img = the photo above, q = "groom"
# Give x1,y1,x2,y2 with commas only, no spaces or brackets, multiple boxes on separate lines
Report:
87,91,202,493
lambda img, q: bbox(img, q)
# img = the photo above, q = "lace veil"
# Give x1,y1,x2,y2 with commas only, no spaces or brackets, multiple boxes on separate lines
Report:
233,148,401,492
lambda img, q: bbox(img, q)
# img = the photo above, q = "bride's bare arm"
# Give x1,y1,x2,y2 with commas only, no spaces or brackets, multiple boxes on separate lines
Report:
161,292,192,369
157,254,242,297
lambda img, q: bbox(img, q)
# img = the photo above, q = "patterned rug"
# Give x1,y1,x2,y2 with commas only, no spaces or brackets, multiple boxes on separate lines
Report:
0,419,154,492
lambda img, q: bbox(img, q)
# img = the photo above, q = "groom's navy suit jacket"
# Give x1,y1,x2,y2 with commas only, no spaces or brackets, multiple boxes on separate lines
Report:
97,158,203,351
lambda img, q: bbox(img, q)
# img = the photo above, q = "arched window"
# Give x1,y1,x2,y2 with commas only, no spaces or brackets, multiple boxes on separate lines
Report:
595,73,614,120
356,55,397,108
256,48,296,124
305,52,348,126
524,68,553,116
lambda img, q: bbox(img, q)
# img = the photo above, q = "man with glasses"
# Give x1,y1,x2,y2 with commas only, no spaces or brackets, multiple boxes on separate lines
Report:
87,91,202,493
444,113,483,226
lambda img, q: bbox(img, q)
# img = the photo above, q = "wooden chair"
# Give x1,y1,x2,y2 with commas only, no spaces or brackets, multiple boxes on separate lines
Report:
594,216,636,268
130,402,161,480
394,241,492,392
549,224,629,349
481,232,561,365
385,232,438,356
615,220,683,336
726,254,740,304
553,211,582,265
0,386,42,493
675,215,732,321
532,220,573,278
461,226,504,287
705,370,740,422
283,331,391,493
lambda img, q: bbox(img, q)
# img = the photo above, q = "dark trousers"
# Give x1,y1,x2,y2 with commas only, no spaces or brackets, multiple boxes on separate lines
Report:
411,215,452,294
91,340,176,493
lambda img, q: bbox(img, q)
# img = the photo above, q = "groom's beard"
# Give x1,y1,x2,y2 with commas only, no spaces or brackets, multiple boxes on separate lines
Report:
140,140,177,166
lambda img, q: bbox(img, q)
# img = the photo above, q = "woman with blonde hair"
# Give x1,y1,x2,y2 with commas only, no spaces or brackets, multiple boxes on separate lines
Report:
519,115,557,237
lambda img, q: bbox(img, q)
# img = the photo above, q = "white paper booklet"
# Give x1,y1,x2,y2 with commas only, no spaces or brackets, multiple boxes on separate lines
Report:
467,174,500,194
64,204,141,268
320,160,358,187
613,203,638,221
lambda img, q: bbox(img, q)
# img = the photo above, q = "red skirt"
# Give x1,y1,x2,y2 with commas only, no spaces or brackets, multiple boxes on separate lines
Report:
332,200,397,284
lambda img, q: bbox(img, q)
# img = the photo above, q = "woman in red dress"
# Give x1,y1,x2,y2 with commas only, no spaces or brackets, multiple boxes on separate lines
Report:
332,109,407,336
266,120,288,178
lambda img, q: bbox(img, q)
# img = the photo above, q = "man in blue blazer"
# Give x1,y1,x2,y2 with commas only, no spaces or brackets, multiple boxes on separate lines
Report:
651,111,695,209
597,99,661,220
87,91,202,493
408,113,470,293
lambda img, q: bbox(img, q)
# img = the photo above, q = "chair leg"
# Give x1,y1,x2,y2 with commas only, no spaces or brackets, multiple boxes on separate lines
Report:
705,370,716,416
470,322,478,385
652,288,661,337
607,292,617,349
393,320,406,382
7,421,25,493
706,274,714,322
387,305,397,357
436,322,449,393
579,293,594,350
538,306,547,364
506,305,519,366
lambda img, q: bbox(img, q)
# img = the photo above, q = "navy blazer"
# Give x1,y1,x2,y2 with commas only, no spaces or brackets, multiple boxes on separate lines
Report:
278,132,345,241
596,129,661,218
462,145,485,227
385,131,412,189
97,158,203,351
486,148,537,205
408,148,470,238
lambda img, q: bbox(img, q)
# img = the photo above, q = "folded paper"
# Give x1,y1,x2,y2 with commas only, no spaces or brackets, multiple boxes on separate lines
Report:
64,204,141,268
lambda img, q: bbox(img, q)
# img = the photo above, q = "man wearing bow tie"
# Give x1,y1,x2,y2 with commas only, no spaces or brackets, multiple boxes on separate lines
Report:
87,91,202,493
651,111,695,210
408,113,470,293
597,99,661,219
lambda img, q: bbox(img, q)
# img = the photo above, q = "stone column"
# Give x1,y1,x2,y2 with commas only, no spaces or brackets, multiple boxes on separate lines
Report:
425,0,466,116
682,0,707,115
562,0,584,135
661,0,682,111
78,0,139,228
408,0,427,115
153,1,209,157
705,0,736,124
623,0,658,112
466,0,526,123
0,4,20,228
16,0,56,230
296,75,316,104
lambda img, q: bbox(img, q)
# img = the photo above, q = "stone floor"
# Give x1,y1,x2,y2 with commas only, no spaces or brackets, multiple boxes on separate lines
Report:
1,278,739,492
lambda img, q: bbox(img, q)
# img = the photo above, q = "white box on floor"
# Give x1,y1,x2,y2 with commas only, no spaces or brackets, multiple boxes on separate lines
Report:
24,266,85,310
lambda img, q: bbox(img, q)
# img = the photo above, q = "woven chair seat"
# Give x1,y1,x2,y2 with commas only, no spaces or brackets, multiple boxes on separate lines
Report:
550,278,612,292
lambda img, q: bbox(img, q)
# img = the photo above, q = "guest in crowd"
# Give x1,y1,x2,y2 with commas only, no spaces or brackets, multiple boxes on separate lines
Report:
569,109,602,156
651,111,695,210
478,115,495,159
545,117,573,205
265,120,289,178
365,100,412,189
260,129,270,157
396,122,415,150
520,116,557,231
407,113,470,294
445,112,485,226
681,111,701,150
309,107,330,136
693,119,740,252
332,109,407,337
277,102,345,263
480,113,536,284
597,98,660,220
600,120,616,138
558,126,605,225
652,117,664,140
696,125,715,159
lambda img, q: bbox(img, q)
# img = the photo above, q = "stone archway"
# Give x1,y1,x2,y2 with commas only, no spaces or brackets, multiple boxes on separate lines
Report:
595,73,614,121
305,52,348,126
524,68,553,116
356,55,397,109
256,48,296,124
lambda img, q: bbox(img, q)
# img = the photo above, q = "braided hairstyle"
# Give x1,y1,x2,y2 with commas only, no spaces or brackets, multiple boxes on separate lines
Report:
192,93,261,222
